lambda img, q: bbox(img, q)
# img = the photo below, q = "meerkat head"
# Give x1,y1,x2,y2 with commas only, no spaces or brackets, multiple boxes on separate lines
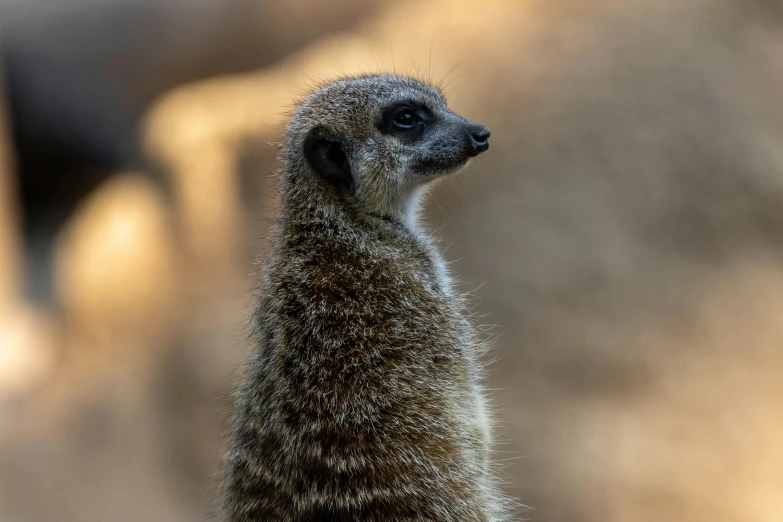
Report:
283,74,490,221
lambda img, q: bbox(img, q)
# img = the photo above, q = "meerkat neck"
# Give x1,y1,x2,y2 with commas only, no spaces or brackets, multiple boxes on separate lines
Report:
386,184,425,233
282,167,428,235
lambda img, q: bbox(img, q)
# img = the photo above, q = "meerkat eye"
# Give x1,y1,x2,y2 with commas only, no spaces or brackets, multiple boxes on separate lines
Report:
391,106,422,129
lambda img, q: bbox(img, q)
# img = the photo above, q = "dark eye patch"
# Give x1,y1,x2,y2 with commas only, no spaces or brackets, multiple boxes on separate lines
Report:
378,101,433,138
391,106,421,129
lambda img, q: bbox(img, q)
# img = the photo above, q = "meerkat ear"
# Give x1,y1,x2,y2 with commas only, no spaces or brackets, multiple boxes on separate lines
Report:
303,130,353,189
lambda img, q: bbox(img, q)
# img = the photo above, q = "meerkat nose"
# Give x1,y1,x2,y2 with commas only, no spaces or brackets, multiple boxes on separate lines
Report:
466,125,491,157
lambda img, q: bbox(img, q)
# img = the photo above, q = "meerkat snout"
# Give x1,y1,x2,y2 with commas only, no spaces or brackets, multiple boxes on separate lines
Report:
466,124,491,157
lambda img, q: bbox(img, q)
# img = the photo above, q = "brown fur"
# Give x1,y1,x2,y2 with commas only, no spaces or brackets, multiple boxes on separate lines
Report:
218,74,507,521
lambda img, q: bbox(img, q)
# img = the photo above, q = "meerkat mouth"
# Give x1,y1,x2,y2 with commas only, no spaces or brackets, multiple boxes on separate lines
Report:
441,158,472,176
411,157,472,180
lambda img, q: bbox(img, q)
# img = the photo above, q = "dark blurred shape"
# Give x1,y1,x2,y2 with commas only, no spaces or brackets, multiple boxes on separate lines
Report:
0,59,19,303
0,50,58,401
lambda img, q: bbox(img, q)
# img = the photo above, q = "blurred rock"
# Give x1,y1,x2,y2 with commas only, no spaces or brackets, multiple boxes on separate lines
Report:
0,303,58,399
53,173,179,374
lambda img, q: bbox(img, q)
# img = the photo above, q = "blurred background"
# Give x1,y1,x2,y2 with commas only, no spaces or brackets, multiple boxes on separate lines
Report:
1,0,783,520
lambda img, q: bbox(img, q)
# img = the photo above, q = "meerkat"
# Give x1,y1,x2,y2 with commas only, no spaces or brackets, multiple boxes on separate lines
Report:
219,74,507,521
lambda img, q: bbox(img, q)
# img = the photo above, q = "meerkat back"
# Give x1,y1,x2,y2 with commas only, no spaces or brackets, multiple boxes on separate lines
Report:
218,74,508,522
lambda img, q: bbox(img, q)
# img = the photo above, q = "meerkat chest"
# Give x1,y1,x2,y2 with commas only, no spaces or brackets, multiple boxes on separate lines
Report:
277,224,476,389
